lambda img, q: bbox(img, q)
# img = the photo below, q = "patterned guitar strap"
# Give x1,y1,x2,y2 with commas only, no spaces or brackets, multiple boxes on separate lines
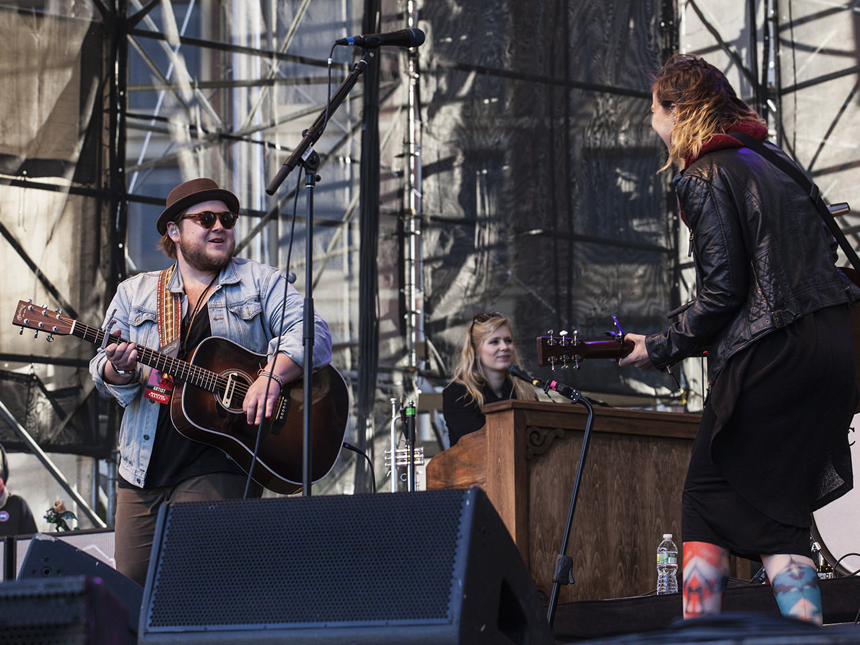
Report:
143,264,182,404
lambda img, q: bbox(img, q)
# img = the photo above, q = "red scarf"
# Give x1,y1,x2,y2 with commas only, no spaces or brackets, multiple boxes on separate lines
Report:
683,120,768,169
678,120,769,225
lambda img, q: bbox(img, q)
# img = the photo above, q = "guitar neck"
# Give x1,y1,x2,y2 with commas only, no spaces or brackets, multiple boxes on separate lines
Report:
576,340,634,359
75,321,217,391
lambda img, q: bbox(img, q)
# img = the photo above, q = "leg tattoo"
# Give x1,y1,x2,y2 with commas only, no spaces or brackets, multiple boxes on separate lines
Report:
763,554,823,625
683,541,730,619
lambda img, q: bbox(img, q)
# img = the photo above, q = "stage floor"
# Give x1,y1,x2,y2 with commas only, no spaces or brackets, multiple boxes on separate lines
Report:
551,576,860,643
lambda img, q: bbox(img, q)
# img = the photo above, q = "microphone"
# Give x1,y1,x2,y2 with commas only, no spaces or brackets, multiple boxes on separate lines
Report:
335,28,426,49
509,364,581,402
509,363,541,386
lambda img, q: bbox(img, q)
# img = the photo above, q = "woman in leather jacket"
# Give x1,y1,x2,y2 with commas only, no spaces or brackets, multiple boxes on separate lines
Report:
620,55,859,625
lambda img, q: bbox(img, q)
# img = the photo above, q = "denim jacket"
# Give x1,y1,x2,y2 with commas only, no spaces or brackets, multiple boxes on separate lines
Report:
89,257,332,487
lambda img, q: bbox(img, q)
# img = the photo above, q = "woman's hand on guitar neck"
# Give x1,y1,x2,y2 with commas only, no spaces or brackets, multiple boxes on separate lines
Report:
104,328,138,383
617,333,653,370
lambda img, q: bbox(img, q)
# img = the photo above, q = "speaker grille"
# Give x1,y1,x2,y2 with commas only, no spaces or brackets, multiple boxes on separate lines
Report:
0,576,125,645
144,491,471,630
0,579,89,645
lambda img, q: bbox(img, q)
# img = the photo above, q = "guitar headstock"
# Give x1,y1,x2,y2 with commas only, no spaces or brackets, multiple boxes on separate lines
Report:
537,330,584,370
12,301,73,341
536,328,633,369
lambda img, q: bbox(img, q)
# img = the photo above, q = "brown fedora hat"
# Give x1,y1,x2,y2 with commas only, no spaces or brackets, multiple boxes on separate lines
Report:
156,178,240,235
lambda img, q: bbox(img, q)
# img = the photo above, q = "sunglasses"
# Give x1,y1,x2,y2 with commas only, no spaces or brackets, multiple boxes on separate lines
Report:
181,211,238,230
469,312,504,335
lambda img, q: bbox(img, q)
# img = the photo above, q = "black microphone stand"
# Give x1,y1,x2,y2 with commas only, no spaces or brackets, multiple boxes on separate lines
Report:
266,49,376,495
544,379,595,628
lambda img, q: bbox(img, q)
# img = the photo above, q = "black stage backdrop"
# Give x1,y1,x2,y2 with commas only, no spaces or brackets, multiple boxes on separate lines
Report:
416,0,682,401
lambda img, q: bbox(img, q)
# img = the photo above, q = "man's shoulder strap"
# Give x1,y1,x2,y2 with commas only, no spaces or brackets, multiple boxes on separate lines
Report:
156,264,182,348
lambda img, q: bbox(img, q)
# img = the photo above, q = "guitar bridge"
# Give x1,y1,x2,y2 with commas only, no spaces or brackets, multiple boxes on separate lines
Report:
268,389,290,436
275,398,288,422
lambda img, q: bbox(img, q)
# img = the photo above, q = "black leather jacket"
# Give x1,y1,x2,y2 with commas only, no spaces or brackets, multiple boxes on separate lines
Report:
645,143,860,384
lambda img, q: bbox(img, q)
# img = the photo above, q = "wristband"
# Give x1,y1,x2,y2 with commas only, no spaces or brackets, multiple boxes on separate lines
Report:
258,370,284,387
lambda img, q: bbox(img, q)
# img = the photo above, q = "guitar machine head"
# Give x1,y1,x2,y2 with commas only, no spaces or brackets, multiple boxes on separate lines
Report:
13,300,68,342
538,329,583,370
536,320,633,370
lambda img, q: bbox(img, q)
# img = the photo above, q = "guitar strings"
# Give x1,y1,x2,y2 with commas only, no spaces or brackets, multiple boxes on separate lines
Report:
88,324,275,406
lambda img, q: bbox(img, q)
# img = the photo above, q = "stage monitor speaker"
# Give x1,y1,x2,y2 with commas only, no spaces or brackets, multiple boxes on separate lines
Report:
0,575,127,645
138,487,555,644
17,533,142,645
13,528,117,579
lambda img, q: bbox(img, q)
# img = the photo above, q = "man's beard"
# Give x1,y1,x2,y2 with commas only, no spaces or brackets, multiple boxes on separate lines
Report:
178,236,234,272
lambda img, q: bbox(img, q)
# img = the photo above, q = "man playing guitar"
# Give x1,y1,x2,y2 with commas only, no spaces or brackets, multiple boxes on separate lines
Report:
90,178,332,587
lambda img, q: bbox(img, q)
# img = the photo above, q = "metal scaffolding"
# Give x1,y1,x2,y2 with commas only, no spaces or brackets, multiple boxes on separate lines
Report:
1,0,858,520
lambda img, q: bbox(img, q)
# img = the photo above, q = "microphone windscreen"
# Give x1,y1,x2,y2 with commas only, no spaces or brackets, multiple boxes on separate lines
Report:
508,363,534,383
409,28,426,46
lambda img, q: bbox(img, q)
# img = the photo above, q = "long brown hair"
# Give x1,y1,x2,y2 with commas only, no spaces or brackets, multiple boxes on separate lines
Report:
653,54,765,169
449,312,537,407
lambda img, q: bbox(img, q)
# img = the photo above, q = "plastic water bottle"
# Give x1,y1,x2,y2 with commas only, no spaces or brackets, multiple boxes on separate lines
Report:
657,533,679,594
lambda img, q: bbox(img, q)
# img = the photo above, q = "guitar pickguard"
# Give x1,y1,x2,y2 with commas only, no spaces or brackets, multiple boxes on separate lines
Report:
218,370,249,411
211,369,265,413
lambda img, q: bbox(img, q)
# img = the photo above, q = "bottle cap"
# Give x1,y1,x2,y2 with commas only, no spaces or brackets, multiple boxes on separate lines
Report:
663,533,672,539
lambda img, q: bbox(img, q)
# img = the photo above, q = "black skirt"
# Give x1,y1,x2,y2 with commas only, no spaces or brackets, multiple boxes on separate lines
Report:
682,305,856,558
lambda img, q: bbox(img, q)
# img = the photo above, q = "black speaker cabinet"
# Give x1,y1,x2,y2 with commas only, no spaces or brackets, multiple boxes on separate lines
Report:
17,533,142,645
0,575,127,645
139,487,554,644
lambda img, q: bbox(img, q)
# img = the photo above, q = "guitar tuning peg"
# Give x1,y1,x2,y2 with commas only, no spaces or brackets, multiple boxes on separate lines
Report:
559,330,568,345
41,304,48,310
612,316,625,340
46,334,54,342
18,327,23,335
33,331,39,339
573,330,579,343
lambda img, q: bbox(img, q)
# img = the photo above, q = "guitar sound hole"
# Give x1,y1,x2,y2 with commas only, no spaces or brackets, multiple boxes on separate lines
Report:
216,371,253,416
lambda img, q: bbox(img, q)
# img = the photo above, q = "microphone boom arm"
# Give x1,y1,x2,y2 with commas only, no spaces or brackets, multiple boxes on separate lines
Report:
266,49,376,195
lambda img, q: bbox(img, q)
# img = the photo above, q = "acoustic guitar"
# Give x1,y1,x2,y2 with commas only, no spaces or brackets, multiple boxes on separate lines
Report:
12,300,349,494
